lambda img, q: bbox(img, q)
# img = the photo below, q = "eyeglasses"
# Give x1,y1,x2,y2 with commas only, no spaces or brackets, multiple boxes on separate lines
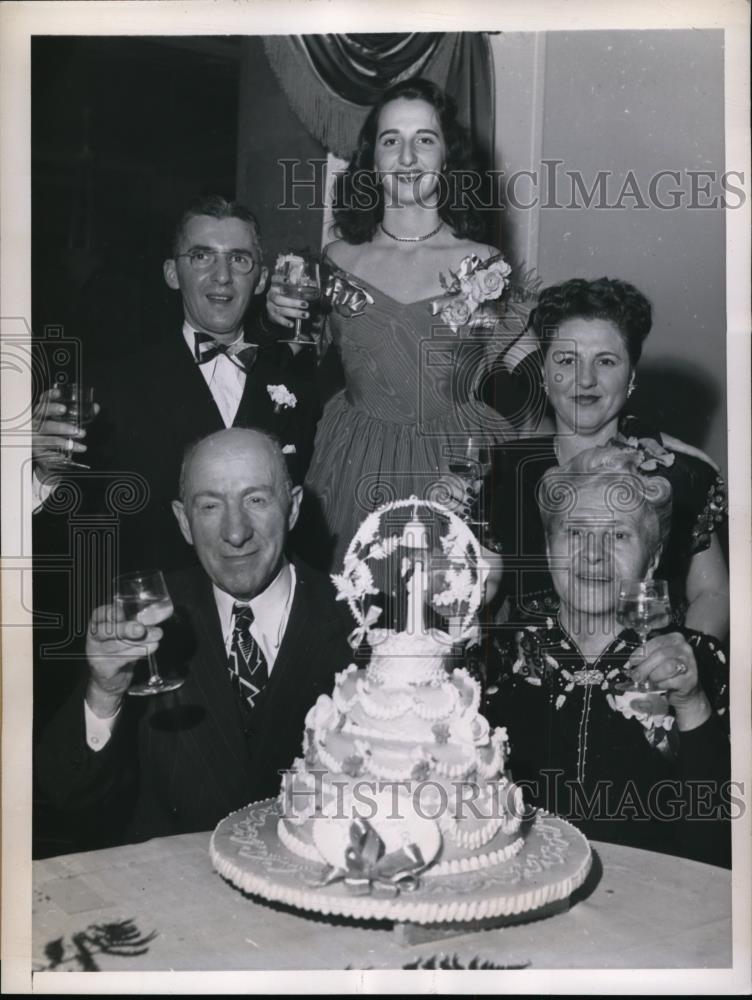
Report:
176,249,256,274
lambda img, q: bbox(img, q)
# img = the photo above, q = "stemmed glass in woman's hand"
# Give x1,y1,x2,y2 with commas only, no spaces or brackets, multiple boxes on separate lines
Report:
52,383,96,469
273,254,321,346
615,578,671,691
114,570,184,696
447,437,500,548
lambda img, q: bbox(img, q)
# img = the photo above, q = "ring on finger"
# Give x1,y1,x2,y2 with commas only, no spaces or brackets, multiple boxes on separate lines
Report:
674,658,688,676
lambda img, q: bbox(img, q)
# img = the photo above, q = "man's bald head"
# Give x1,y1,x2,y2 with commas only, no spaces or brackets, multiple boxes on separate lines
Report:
172,428,301,600
178,428,292,507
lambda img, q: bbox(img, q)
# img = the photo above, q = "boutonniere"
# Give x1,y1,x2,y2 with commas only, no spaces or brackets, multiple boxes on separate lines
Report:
267,384,297,413
430,253,512,332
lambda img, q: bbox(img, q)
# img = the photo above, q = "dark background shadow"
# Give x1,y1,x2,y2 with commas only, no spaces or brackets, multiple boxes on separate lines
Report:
631,357,724,456
32,36,241,365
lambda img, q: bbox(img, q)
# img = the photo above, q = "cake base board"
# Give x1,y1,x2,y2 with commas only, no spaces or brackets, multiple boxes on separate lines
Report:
210,799,592,928
394,897,571,946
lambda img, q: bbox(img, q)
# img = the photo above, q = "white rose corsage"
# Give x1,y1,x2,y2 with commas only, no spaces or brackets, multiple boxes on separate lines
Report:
430,252,512,333
267,384,297,412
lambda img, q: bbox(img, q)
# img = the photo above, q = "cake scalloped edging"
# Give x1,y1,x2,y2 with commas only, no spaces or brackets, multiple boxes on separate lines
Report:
211,801,593,926
424,832,525,877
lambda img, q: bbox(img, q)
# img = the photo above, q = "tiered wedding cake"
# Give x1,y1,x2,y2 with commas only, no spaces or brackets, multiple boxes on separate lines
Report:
276,500,527,880
211,499,591,922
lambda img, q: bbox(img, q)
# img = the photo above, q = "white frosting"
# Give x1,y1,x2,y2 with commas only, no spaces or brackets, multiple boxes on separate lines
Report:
365,630,452,688
278,636,528,878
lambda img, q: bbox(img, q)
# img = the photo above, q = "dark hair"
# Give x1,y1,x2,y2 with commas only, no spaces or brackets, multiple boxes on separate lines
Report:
171,195,262,257
529,277,652,366
332,78,484,244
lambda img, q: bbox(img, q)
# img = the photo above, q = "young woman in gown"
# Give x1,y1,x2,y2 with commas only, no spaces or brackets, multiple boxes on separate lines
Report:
268,79,517,572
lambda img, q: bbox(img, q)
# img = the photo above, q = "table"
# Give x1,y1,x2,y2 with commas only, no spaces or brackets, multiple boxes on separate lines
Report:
32,833,731,972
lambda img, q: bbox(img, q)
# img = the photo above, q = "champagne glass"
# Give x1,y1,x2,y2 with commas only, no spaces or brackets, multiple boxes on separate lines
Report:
274,253,321,346
114,570,184,696
447,436,499,546
53,383,96,469
615,578,671,691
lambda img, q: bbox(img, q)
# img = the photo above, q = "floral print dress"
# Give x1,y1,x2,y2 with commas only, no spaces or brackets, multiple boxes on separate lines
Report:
485,612,730,864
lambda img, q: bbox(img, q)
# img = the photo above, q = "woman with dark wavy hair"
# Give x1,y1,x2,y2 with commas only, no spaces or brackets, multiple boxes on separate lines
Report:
488,277,729,640
330,78,485,245
269,79,515,571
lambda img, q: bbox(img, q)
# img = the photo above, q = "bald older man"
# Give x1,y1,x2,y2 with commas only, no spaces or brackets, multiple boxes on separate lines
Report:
36,429,353,850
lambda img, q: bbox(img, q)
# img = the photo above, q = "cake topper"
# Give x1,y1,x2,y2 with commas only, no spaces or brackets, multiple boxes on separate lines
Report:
331,497,487,647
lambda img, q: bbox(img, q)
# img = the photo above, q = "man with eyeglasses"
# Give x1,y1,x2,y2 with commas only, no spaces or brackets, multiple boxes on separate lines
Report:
31,195,320,576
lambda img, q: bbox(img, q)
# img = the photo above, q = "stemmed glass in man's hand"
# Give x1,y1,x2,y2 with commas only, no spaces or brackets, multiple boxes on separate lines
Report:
51,383,96,469
273,253,322,346
114,570,184,696
615,578,671,692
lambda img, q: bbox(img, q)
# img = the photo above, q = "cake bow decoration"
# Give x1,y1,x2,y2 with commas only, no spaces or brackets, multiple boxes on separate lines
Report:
310,817,426,897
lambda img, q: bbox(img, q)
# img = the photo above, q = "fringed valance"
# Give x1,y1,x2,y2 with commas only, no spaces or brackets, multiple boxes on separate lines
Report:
262,32,494,166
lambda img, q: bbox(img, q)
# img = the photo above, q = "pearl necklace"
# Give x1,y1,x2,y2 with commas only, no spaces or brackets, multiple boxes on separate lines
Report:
379,221,444,243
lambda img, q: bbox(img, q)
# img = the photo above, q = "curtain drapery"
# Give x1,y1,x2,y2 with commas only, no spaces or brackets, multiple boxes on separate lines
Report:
262,32,495,167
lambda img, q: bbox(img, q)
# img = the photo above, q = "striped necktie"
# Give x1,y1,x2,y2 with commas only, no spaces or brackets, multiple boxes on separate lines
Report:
228,603,268,711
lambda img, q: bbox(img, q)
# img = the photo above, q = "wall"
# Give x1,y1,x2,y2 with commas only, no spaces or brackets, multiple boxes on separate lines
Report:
492,30,727,471
236,37,326,266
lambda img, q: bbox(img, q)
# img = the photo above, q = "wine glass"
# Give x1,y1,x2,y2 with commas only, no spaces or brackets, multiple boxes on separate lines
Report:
274,253,321,346
53,382,96,469
447,437,499,546
114,570,184,696
615,578,671,692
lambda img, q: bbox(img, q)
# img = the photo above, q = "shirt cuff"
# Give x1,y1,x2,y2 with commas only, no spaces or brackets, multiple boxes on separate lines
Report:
31,467,56,513
83,698,120,752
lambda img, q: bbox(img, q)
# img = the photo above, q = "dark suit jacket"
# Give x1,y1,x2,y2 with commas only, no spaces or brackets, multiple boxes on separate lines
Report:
35,327,320,577
34,561,354,850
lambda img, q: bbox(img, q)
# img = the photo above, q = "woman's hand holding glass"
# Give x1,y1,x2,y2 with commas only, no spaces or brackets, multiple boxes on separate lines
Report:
625,631,711,730
266,273,311,330
267,256,322,347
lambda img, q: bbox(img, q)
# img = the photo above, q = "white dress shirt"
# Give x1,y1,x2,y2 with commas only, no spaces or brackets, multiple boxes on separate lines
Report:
214,561,296,672
84,563,297,751
183,322,247,428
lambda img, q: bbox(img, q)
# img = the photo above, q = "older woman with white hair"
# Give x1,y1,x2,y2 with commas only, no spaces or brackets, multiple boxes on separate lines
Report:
485,442,730,866
488,277,728,639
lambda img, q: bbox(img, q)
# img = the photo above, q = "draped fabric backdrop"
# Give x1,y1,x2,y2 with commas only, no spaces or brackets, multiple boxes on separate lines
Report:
236,33,497,263
261,33,495,167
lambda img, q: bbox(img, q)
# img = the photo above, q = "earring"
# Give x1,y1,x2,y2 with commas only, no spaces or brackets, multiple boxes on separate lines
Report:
627,374,636,398
541,380,549,396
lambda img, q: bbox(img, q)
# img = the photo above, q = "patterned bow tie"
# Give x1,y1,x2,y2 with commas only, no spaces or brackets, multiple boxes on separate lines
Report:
193,332,258,372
